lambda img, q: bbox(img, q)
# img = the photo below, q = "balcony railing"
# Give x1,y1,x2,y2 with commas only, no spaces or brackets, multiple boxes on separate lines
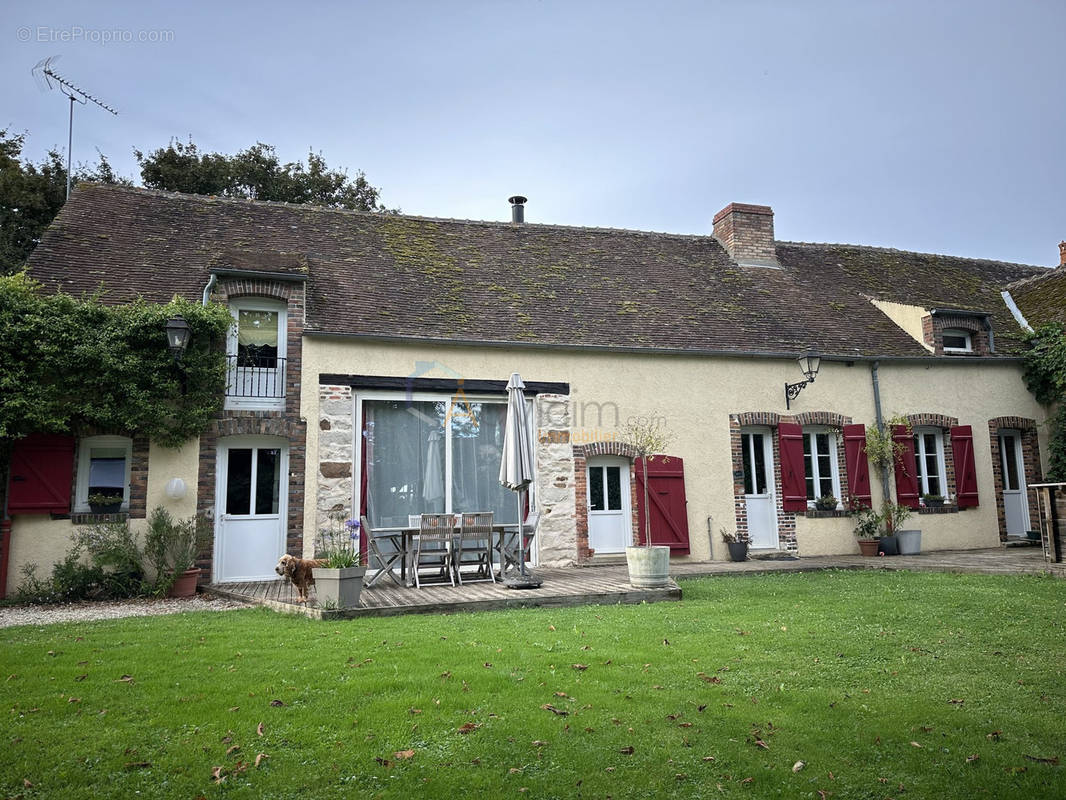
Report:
226,354,286,399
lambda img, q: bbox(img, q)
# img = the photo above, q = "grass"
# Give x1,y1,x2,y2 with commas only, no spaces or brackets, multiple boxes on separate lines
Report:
2,570,1065,799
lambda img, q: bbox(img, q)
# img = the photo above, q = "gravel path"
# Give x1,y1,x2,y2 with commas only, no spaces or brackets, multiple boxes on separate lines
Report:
0,594,252,629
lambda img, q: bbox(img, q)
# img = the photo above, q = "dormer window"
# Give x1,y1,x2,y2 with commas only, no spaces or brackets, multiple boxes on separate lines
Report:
226,298,287,410
942,328,973,353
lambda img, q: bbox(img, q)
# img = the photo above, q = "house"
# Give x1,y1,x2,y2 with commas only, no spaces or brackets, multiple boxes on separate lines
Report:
2,184,1057,593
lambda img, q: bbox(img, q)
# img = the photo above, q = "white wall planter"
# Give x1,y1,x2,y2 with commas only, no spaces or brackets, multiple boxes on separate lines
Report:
312,565,367,609
625,545,670,588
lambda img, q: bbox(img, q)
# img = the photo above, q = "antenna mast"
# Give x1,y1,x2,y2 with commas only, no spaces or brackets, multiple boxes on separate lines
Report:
32,56,118,199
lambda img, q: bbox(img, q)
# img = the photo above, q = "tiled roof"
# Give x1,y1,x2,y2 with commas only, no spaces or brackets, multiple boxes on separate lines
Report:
28,184,1049,358
1006,268,1066,329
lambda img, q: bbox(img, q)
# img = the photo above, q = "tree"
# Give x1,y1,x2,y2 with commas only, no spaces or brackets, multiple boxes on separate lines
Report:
135,139,393,212
0,129,128,275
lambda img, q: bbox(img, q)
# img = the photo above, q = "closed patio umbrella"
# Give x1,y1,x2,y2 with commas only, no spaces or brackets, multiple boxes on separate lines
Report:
499,372,541,588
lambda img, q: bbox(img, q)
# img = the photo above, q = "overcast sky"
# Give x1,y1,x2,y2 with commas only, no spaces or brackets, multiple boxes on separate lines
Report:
4,1,1063,266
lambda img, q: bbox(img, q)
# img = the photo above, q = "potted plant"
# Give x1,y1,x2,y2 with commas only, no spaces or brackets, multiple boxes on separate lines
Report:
312,512,366,609
852,504,881,557
87,492,123,514
922,493,945,509
864,414,912,470
144,507,211,597
814,494,838,512
721,528,749,562
622,417,674,587
883,499,921,555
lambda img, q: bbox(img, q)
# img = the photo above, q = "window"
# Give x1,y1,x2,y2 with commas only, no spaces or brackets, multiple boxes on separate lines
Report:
226,299,286,409
359,393,534,529
912,428,946,497
942,328,973,353
75,435,132,512
803,429,841,505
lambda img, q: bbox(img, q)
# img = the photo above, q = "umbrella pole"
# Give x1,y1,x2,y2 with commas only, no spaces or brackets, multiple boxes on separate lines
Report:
517,489,526,576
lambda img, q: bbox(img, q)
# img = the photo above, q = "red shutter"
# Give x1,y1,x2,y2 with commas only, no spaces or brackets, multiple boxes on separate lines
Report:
892,425,920,509
634,455,690,554
778,423,807,512
843,424,872,508
951,425,979,508
7,434,75,514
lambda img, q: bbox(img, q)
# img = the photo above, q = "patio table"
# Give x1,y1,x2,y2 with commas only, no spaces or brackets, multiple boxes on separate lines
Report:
384,524,520,587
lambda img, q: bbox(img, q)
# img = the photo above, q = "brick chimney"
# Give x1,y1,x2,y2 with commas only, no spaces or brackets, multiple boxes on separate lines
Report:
1059,240,1065,267
712,203,778,267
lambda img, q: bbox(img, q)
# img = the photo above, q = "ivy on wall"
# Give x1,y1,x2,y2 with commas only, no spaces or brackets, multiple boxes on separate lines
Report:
0,272,233,448
1022,323,1066,480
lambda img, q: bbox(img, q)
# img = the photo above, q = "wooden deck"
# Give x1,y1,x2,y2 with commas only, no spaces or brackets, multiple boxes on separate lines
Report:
207,566,682,620
206,546,1051,620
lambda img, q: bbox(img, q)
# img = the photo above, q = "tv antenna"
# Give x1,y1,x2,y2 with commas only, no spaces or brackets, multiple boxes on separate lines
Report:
32,56,118,199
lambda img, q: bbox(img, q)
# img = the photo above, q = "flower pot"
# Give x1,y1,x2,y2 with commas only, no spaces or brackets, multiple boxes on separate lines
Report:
625,546,670,588
1026,530,1041,541
857,538,879,557
924,498,944,508
312,565,367,609
727,541,749,562
167,567,201,598
878,535,899,556
896,529,921,555
89,502,122,515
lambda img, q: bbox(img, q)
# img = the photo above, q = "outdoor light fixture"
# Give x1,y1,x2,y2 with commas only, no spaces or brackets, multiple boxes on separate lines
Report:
785,351,822,409
165,316,191,362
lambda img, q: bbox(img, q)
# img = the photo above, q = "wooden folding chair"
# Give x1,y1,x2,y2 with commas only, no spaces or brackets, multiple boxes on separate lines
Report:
499,511,540,577
455,512,495,585
362,515,402,588
414,513,455,588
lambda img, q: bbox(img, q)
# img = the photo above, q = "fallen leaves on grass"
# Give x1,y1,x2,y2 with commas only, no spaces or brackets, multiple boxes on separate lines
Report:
256,722,264,736
541,704,569,716
792,761,805,772
572,664,588,671
619,746,635,755
966,754,980,764
910,741,923,748
124,761,151,770
987,730,1002,741
269,699,286,707
1024,754,1060,765
394,749,415,759
226,745,241,756
116,675,134,684
457,722,481,734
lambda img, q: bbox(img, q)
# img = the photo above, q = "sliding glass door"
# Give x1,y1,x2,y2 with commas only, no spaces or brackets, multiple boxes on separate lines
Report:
360,395,531,528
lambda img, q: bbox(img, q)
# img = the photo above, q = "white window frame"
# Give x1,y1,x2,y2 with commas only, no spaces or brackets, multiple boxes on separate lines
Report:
75,435,133,513
913,427,948,498
225,298,287,411
353,390,537,526
803,427,841,507
942,328,973,353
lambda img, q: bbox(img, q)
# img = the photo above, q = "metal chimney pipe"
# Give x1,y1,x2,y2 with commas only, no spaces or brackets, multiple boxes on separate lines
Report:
508,195,527,224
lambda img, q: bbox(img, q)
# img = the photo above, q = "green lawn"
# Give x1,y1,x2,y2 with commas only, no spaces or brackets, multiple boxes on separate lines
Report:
2,570,1065,799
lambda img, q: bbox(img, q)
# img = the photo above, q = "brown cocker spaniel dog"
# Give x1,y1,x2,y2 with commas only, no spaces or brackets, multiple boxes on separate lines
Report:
275,554,325,603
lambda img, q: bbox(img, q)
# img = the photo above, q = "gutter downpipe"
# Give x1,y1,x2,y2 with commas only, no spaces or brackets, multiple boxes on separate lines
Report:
870,360,890,504
202,273,217,307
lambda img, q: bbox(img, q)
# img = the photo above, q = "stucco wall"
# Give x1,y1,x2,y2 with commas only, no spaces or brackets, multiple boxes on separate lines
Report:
5,440,200,596
299,338,1048,562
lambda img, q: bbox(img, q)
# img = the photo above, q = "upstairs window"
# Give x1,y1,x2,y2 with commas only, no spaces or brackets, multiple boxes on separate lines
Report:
75,436,132,512
226,299,287,410
942,328,973,353
803,428,841,505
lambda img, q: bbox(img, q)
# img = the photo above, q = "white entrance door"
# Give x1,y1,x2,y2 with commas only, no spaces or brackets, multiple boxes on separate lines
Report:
587,457,631,554
215,437,288,582
741,428,779,549
999,430,1030,536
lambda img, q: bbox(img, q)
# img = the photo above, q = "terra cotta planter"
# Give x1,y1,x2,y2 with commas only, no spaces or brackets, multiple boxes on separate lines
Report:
167,567,201,598
857,538,879,557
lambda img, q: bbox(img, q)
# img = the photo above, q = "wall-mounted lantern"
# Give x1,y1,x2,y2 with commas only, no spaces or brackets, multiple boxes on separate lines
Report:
165,316,191,362
785,351,821,409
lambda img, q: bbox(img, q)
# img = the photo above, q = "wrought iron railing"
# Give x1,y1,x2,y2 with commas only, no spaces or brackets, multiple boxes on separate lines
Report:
225,355,286,398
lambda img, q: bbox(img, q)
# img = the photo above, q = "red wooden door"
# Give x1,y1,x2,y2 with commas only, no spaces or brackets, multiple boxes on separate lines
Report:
635,456,690,554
